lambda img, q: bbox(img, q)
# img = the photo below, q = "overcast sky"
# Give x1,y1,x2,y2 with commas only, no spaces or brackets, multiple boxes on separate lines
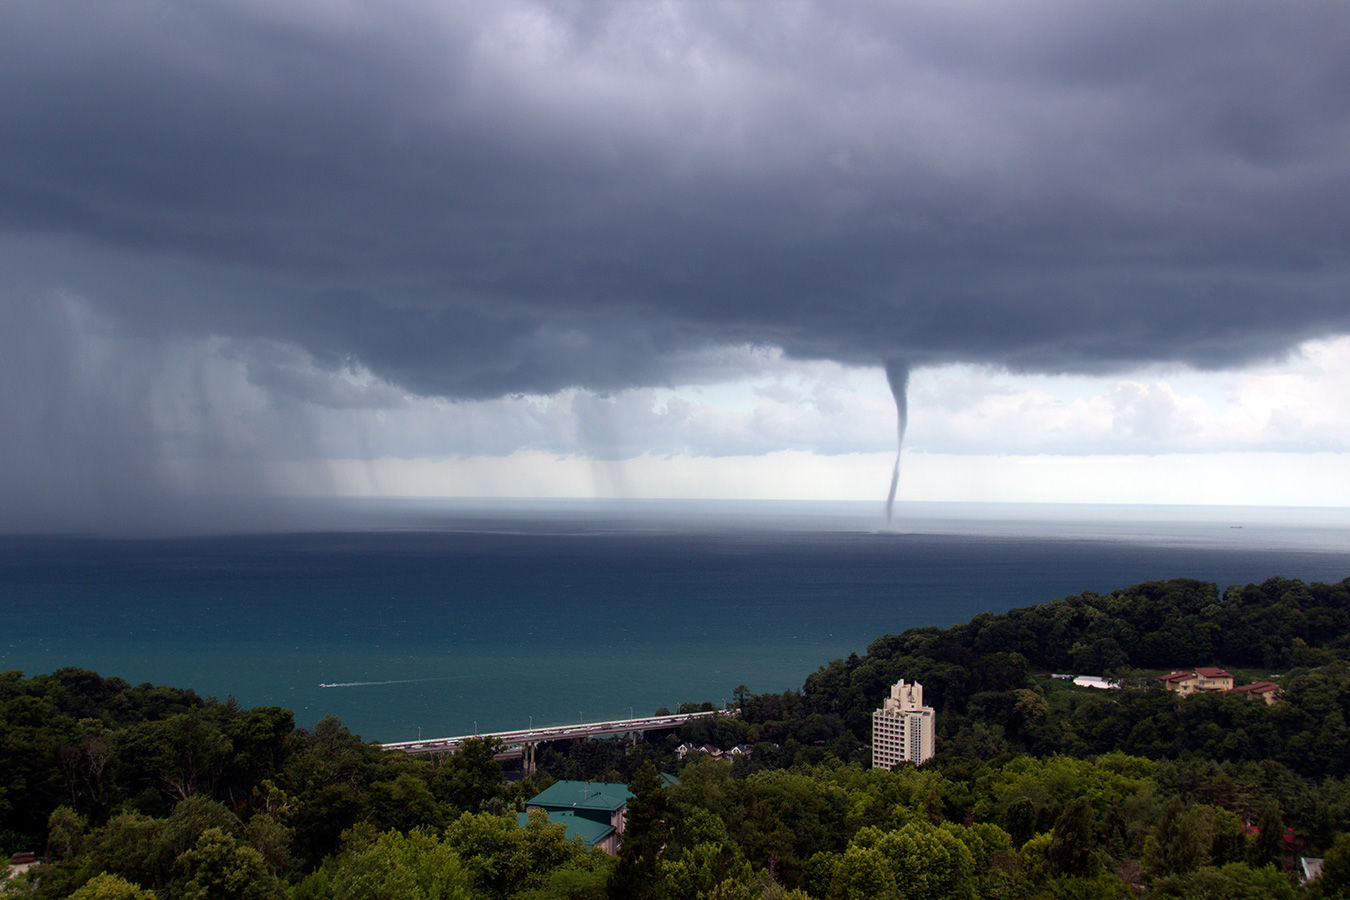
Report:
2,0,1348,531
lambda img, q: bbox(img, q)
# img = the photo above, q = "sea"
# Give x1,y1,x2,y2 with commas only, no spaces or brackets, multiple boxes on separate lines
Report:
2,499,1348,744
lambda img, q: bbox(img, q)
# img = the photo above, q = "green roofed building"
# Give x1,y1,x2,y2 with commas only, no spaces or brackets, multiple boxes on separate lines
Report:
517,808,620,854
523,780,635,855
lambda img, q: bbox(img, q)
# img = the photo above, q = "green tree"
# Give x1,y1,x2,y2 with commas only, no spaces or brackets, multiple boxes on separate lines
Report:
175,827,283,900
68,872,157,900
827,845,896,900
441,809,596,898
284,712,389,867
1003,795,1038,847
1144,798,1209,878
611,762,672,899
432,738,506,813
124,711,232,803
1037,872,1131,900
324,829,473,900
369,772,443,832
220,706,294,808
241,812,292,876
57,718,117,817
510,864,611,900
161,796,242,863
656,841,757,900
289,782,361,870
1247,802,1285,870
1047,796,1098,878
740,767,849,882
1318,832,1350,899
79,810,172,892
874,822,978,900
952,822,1016,898
1019,831,1054,889
47,805,88,861
1149,862,1294,900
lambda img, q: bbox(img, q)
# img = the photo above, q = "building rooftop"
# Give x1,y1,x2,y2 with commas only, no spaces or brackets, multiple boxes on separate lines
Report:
517,809,615,848
1072,675,1120,689
526,779,634,814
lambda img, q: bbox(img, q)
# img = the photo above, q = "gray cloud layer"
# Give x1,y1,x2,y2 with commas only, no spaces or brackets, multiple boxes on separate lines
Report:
5,0,1350,531
4,0,1349,404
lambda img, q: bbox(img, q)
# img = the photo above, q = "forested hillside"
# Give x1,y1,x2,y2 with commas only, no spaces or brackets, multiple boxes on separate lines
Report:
736,577,1350,776
3,576,1349,898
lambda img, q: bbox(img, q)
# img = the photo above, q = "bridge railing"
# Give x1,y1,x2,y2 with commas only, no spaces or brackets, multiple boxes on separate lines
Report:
381,708,737,755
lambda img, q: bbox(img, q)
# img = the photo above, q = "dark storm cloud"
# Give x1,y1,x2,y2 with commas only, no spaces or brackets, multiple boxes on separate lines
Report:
3,0,1350,401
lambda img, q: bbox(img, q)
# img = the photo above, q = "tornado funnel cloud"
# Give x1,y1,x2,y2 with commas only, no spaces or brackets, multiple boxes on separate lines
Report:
884,361,910,526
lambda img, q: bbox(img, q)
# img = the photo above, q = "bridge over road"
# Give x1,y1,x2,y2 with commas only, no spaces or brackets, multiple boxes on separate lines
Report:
381,709,736,773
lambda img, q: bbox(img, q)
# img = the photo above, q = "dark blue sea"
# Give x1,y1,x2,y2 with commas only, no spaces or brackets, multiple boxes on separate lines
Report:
2,500,1348,743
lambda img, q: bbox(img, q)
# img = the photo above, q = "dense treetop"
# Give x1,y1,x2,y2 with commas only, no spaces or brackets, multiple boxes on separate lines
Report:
3,575,1350,898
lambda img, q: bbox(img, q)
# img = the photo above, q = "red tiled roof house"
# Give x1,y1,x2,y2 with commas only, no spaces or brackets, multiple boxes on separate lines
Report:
1233,681,1282,705
1158,667,1234,696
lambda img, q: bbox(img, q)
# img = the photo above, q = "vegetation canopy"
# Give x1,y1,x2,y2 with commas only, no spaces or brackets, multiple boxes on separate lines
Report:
2,575,1348,898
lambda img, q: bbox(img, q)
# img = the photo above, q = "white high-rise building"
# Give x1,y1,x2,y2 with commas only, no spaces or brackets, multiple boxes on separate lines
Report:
871,679,935,769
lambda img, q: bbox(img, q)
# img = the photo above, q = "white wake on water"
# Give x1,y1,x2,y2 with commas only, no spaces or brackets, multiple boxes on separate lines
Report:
317,677,448,689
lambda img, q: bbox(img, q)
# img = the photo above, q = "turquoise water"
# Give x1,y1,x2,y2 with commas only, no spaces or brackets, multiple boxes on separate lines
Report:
2,500,1347,742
